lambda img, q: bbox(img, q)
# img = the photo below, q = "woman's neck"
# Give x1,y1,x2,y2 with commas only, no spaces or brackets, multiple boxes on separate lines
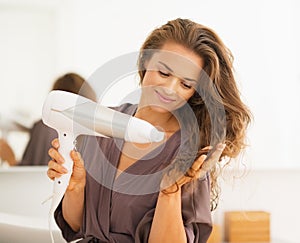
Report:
134,106,179,135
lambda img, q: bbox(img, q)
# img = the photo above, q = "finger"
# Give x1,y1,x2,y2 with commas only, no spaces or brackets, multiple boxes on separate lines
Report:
200,145,213,152
201,143,226,171
70,150,84,167
161,170,191,191
47,162,65,180
189,145,213,173
191,154,207,171
193,143,226,180
47,168,61,180
177,175,192,187
47,167,66,180
183,143,223,181
51,138,59,149
48,159,68,174
47,168,55,180
184,155,206,178
48,147,65,164
197,146,213,158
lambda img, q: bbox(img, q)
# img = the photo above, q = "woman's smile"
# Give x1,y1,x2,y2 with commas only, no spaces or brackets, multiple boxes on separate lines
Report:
154,89,176,103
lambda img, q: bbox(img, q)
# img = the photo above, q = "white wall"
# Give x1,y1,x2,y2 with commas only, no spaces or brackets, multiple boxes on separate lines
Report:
212,167,300,242
0,0,60,158
0,1,58,119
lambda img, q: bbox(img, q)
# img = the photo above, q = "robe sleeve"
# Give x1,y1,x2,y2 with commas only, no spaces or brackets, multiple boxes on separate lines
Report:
134,174,212,243
54,200,84,242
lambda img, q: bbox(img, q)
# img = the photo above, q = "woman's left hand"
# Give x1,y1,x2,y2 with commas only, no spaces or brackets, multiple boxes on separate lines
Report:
160,143,226,193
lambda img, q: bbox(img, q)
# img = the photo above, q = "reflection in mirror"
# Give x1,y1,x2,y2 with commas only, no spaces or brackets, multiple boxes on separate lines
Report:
0,71,97,167
0,2,59,166
0,115,30,166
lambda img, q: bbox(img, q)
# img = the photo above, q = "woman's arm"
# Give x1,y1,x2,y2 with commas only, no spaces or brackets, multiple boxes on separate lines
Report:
48,139,86,232
148,188,187,243
149,143,225,242
62,180,85,231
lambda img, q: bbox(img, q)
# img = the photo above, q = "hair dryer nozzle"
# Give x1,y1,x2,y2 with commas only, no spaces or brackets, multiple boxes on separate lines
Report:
125,116,165,143
150,128,165,142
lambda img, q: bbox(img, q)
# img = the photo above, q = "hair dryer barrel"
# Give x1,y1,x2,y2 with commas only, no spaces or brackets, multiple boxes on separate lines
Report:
42,90,164,143
61,101,165,143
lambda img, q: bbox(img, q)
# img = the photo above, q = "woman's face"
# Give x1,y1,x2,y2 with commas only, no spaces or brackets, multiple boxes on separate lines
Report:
140,42,204,113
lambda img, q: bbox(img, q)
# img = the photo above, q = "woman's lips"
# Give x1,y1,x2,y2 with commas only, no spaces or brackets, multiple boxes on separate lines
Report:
155,90,176,103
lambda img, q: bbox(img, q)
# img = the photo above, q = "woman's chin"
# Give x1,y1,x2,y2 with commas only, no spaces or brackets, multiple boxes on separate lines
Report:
147,104,176,114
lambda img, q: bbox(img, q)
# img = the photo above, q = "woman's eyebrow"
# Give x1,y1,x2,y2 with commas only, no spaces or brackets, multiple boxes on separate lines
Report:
158,61,198,83
158,61,174,72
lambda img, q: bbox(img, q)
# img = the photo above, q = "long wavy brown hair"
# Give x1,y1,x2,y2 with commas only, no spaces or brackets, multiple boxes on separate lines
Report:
137,18,252,210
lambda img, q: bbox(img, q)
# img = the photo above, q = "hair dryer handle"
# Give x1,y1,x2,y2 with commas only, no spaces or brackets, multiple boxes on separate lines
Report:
53,131,76,197
47,132,76,243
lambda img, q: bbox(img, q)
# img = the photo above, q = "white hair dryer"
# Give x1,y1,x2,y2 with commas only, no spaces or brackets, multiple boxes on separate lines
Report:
42,90,164,242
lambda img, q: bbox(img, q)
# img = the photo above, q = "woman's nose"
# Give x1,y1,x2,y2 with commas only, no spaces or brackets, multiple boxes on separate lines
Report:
164,77,179,94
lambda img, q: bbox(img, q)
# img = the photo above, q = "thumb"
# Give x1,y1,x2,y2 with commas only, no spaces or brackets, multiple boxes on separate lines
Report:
70,150,84,168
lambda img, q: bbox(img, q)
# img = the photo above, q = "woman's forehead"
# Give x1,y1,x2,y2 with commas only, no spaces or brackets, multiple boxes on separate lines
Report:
148,49,203,82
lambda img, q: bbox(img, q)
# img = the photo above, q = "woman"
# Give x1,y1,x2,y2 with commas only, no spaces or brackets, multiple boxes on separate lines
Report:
47,18,251,243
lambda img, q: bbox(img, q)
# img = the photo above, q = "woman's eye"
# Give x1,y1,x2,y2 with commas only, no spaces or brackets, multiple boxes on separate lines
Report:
158,70,169,77
182,82,192,89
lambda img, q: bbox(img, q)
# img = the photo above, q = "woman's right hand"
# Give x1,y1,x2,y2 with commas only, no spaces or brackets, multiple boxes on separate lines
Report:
47,138,86,191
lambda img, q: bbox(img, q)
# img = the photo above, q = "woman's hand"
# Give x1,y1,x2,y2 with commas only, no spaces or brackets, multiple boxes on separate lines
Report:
47,138,86,191
161,143,226,193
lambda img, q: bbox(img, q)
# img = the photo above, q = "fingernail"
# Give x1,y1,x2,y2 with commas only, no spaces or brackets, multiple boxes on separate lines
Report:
62,167,68,173
71,150,78,159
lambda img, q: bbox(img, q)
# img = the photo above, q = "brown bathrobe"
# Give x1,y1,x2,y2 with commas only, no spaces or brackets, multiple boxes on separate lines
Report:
54,103,212,243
